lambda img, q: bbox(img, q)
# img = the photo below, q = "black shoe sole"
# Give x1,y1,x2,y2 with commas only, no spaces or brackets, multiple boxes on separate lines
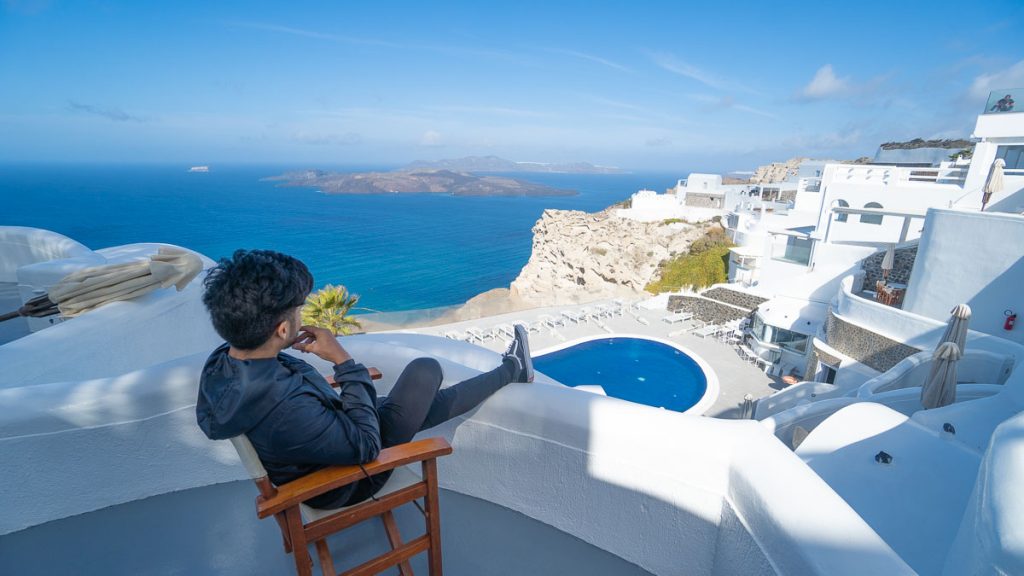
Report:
513,324,534,383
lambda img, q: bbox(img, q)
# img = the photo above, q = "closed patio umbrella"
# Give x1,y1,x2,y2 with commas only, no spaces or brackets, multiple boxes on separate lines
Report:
881,243,895,281
920,342,962,410
982,158,1005,211
920,304,972,409
0,247,203,322
938,303,972,354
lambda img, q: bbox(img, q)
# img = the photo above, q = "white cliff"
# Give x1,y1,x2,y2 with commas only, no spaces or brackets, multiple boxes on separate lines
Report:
508,208,700,306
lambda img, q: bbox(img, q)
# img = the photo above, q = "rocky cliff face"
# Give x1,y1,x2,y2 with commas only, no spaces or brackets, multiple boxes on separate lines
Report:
751,157,806,184
508,208,701,306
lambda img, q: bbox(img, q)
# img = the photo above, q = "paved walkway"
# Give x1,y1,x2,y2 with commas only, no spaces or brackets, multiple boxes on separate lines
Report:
387,299,783,418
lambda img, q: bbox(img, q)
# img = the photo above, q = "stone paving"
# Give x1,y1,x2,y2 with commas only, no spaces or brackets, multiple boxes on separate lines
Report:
385,298,782,419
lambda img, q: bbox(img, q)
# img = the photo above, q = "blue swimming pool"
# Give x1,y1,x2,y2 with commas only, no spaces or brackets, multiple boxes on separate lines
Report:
533,337,709,412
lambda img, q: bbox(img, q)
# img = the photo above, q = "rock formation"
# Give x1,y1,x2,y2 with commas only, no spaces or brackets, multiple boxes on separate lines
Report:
750,158,806,184
508,208,702,307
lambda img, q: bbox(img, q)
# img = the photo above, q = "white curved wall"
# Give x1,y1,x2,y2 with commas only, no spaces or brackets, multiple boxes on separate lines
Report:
0,227,100,282
0,245,220,389
0,333,913,575
835,275,1024,362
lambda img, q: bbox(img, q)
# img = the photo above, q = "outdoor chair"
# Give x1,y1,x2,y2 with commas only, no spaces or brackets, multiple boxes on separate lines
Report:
231,368,453,576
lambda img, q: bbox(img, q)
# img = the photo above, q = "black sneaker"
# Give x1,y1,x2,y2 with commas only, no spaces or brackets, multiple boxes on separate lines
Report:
503,324,534,383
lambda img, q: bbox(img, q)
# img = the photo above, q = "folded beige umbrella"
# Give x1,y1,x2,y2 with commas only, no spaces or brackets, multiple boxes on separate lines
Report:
881,243,895,281
0,247,203,322
920,341,962,410
982,158,1005,211
920,304,972,410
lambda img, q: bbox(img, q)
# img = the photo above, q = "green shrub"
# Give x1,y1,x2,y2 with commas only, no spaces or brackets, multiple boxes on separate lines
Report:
661,218,684,225
688,228,730,255
645,246,732,293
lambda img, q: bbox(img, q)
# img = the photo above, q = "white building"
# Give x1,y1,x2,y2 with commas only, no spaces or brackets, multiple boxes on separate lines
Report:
725,94,1024,378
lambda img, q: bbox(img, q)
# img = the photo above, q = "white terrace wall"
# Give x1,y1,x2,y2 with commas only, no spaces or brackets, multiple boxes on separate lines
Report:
835,275,1024,363
0,333,913,575
903,209,1024,345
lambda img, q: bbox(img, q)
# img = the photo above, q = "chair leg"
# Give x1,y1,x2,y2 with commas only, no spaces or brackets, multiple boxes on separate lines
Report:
285,507,314,576
315,540,336,576
274,512,294,553
381,511,414,576
423,459,444,576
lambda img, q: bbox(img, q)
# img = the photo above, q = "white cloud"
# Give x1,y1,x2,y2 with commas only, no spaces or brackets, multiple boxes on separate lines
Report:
687,94,777,119
800,65,850,100
229,22,400,48
549,49,631,73
649,52,754,93
420,130,443,147
968,59,1024,101
427,105,550,118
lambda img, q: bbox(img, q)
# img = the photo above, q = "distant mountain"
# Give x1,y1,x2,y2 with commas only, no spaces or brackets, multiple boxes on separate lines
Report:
265,168,577,197
404,155,625,174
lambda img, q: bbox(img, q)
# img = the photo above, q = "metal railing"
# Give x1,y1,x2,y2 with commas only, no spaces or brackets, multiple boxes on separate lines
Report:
830,164,967,186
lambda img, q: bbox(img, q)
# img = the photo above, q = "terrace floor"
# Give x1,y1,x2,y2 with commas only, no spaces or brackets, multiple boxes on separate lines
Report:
390,298,782,418
0,480,653,576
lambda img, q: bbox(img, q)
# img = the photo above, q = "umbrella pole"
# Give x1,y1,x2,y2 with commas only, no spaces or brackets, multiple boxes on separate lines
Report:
0,309,25,323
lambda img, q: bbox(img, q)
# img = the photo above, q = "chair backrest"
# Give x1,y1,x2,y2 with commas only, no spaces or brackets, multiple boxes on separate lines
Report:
230,435,269,480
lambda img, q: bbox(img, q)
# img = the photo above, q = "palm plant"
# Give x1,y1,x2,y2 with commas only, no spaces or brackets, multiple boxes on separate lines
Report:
302,284,363,335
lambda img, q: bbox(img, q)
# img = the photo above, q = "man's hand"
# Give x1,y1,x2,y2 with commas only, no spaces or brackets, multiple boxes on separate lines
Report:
292,325,353,365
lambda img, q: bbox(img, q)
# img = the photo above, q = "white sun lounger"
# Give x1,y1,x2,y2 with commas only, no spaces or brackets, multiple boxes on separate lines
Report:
493,323,515,340
511,319,542,334
442,330,464,340
694,324,722,338
662,311,694,324
738,344,756,363
539,314,564,328
465,327,490,342
561,310,583,324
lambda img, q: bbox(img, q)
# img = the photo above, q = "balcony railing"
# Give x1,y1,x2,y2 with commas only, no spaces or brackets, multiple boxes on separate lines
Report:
983,89,1021,115
831,164,967,186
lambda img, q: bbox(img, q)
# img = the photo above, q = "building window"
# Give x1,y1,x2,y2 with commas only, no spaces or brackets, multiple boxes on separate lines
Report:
750,314,810,354
835,199,850,222
861,202,884,225
997,145,1024,170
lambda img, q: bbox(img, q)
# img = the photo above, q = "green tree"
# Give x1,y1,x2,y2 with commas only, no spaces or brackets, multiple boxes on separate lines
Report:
302,284,363,335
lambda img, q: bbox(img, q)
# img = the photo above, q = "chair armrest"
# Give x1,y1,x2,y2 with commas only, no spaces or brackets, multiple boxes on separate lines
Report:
325,367,382,387
256,437,452,518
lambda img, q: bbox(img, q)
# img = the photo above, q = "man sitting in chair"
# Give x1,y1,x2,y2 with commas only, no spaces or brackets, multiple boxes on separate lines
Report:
195,250,533,508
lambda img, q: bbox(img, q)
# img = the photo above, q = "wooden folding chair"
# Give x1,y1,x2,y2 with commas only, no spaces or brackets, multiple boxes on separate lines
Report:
229,367,453,576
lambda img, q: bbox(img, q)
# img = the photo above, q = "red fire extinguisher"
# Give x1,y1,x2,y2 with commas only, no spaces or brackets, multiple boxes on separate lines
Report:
1006,310,1017,331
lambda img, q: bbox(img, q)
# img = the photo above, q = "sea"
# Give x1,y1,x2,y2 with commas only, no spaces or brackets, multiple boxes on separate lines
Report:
0,164,683,315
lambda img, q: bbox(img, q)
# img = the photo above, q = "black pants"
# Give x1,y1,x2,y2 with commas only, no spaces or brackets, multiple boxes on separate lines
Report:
341,357,513,506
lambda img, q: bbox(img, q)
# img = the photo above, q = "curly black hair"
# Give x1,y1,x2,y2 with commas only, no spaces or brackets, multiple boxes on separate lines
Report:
202,249,313,350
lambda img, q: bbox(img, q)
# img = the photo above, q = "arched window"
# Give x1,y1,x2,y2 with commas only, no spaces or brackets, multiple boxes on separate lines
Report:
835,199,850,222
861,202,883,225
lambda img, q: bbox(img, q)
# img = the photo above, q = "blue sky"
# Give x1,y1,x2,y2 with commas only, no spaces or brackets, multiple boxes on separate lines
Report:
1,0,1022,171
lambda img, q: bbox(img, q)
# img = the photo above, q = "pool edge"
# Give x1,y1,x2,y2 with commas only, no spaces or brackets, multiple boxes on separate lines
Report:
534,334,721,416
